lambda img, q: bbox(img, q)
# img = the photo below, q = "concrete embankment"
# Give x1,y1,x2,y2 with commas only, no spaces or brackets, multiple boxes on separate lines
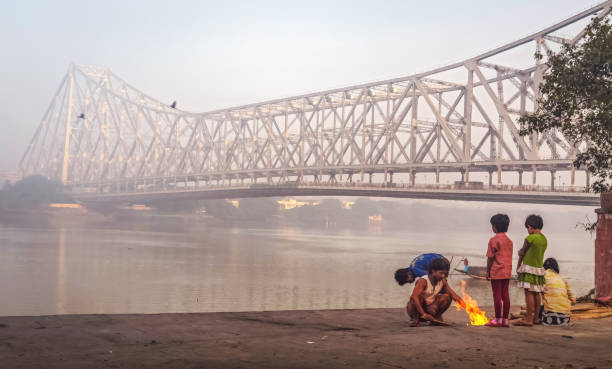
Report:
1,308,611,369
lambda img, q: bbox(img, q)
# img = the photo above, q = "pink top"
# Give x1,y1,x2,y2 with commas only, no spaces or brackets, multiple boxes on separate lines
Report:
486,233,514,279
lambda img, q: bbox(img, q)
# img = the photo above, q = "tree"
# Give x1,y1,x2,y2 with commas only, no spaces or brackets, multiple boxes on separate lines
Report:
0,175,70,209
519,16,611,193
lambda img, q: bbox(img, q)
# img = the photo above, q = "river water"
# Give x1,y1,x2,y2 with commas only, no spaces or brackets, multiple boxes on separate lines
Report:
0,200,596,317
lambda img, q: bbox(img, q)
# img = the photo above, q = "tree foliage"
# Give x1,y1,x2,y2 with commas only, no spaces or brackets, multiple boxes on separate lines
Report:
0,175,71,209
519,16,612,192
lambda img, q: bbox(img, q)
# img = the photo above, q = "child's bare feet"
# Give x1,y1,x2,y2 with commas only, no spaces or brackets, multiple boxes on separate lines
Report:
512,319,533,326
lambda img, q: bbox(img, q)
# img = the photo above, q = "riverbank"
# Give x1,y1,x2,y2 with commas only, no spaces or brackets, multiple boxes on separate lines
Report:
1,308,611,369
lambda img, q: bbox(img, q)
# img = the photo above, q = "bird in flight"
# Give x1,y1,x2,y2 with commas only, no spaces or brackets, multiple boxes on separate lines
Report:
170,101,177,109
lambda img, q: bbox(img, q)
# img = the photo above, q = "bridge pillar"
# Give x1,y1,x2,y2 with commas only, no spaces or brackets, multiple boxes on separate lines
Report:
460,170,465,182
488,171,493,186
497,168,502,185
570,166,575,187
595,193,612,299
410,171,415,186
369,173,373,184
389,172,393,185
518,170,523,186
435,169,440,184
550,170,556,190
586,170,590,189
464,167,470,183
532,165,537,185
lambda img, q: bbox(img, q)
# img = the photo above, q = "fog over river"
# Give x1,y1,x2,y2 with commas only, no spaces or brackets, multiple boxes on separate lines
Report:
0,198,596,316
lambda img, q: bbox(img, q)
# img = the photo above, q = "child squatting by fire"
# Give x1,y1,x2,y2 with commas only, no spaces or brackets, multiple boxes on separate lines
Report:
406,257,465,326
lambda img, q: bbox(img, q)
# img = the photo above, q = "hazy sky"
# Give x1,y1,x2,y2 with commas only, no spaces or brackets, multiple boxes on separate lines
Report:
0,0,602,172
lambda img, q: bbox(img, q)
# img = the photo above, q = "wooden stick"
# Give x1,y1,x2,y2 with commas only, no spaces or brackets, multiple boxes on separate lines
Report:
573,311,612,320
428,318,451,326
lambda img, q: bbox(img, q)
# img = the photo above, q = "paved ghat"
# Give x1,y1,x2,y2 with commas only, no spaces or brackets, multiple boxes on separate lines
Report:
1,308,611,369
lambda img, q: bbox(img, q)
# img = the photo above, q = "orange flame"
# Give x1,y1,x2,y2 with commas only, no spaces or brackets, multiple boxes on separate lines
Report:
454,280,489,326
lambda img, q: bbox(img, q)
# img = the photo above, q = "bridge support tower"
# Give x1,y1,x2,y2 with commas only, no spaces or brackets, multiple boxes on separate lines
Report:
550,170,556,190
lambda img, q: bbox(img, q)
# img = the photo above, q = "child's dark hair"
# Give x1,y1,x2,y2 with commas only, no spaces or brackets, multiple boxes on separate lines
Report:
428,257,450,274
543,258,560,273
525,214,544,229
490,213,510,232
394,268,411,286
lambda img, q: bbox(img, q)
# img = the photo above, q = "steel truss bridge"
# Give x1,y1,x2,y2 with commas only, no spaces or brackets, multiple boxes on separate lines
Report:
20,2,611,207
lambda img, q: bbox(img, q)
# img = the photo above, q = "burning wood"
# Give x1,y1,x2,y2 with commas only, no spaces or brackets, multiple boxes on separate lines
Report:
454,280,489,326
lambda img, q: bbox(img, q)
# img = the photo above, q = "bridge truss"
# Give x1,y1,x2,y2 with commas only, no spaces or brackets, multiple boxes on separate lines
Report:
19,2,611,199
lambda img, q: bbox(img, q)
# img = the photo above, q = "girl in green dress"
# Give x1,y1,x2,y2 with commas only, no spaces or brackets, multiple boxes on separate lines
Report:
513,214,547,326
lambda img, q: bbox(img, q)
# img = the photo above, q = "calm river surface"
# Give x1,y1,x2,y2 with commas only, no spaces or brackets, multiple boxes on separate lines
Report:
0,201,596,316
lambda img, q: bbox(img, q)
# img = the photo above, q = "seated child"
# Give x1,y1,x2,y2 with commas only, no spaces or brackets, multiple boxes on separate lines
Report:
406,257,465,326
542,258,576,326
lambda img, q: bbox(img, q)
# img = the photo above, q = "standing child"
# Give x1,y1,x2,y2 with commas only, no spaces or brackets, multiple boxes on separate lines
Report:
514,214,547,326
485,214,513,327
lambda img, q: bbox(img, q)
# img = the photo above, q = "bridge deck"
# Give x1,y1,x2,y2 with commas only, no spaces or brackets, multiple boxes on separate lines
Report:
75,184,600,207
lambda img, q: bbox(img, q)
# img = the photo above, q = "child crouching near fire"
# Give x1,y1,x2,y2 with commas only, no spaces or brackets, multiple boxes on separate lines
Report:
407,257,465,326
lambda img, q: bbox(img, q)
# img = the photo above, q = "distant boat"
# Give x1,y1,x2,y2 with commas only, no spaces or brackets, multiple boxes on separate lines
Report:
455,266,487,280
454,266,517,280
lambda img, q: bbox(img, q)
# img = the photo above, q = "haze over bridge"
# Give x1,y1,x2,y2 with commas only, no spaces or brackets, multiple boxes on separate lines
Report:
20,2,611,207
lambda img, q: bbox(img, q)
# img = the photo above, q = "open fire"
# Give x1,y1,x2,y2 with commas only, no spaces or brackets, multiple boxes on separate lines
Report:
454,280,489,326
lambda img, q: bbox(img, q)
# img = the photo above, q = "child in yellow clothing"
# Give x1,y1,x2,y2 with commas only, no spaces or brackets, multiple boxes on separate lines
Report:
542,258,576,326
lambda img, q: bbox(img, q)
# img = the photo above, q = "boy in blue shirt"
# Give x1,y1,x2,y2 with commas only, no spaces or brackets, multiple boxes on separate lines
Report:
394,253,445,285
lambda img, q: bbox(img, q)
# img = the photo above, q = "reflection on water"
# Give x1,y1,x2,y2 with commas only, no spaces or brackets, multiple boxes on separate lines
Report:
56,227,66,314
0,217,595,316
